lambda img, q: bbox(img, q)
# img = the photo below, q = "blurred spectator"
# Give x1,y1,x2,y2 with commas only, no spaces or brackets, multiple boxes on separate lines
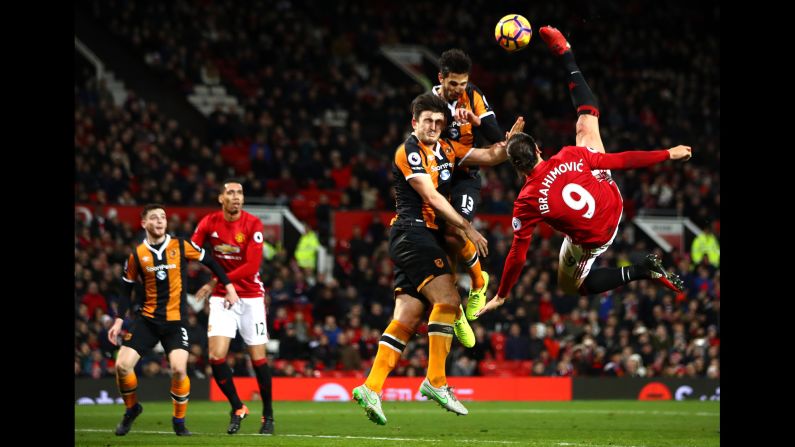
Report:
691,221,720,269
81,281,107,319
336,332,362,371
505,323,530,360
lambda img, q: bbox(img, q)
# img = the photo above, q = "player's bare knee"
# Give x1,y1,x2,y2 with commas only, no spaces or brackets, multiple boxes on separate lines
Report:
171,365,188,379
393,307,422,330
576,114,599,134
115,361,134,376
575,124,597,142
393,294,425,331
396,316,422,332
208,351,226,362
433,293,461,308
575,116,604,151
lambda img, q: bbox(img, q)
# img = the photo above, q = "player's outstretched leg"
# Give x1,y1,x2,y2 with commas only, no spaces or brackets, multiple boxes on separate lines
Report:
579,253,684,295
540,25,604,151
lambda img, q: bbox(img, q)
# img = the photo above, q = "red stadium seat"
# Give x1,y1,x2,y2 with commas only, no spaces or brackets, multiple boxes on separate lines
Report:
291,360,307,374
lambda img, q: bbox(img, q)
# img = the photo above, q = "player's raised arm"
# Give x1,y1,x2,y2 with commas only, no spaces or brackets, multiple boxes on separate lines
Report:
459,116,525,167
475,222,535,317
584,145,693,170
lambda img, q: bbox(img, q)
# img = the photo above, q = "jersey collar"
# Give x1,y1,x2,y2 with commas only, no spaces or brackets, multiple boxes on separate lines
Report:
144,234,171,261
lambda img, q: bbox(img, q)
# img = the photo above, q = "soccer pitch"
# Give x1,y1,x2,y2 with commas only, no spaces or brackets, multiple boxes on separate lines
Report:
75,400,720,446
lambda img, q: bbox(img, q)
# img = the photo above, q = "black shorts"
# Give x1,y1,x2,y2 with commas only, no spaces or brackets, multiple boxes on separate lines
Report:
450,177,481,222
389,225,451,304
122,316,189,356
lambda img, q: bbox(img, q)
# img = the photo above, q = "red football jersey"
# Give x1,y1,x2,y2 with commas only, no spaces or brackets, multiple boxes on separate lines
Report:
512,145,625,249
497,146,670,297
192,210,265,298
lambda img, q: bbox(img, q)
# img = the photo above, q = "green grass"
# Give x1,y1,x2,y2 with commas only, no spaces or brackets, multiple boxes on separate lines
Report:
75,400,720,447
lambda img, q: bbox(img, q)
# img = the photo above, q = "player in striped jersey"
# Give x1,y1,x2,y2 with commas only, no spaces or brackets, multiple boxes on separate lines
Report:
352,93,524,425
108,204,238,436
433,49,506,326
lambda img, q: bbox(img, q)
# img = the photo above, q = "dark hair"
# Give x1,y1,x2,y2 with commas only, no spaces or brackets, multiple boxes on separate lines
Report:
410,92,451,123
439,49,472,77
141,203,166,219
506,133,539,174
221,178,244,191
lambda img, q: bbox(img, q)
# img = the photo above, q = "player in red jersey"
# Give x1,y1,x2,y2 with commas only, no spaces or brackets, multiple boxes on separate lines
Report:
476,26,692,317
192,179,274,435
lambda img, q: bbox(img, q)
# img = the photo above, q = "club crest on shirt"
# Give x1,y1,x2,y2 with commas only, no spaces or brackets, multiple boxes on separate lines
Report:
235,233,245,244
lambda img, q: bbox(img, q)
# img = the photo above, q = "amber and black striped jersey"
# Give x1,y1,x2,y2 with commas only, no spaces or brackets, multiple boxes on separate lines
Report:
432,83,504,179
391,133,472,230
121,234,229,322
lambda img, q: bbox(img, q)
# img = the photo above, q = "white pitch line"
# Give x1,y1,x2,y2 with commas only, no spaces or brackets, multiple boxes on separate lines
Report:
556,443,649,447
76,408,719,417
74,428,694,447
74,428,523,444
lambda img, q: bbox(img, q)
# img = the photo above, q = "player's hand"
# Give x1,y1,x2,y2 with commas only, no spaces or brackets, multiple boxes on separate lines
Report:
224,284,240,309
464,225,489,258
455,107,480,126
108,318,124,346
195,283,214,302
474,295,506,317
668,145,692,161
505,116,525,140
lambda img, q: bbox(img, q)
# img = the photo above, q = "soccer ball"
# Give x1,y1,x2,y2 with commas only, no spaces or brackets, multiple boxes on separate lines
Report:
494,14,532,52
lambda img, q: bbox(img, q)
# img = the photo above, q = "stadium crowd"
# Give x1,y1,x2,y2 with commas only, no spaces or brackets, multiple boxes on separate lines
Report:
75,0,719,381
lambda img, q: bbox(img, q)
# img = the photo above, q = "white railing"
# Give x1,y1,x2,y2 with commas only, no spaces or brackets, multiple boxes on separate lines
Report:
380,44,439,90
75,36,104,81
633,215,701,253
